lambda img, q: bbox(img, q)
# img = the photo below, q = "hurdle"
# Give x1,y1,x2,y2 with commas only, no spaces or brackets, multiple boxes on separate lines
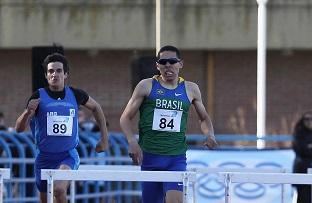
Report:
307,168,312,203
0,168,10,203
41,169,196,203
73,165,286,203
189,167,287,203
220,172,312,203
70,165,140,203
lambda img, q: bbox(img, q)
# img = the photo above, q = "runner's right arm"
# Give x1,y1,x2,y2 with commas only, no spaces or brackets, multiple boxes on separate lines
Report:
15,92,39,132
120,79,151,165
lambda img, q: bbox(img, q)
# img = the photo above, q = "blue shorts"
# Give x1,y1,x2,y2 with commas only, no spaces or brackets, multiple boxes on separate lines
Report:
141,151,186,203
35,149,80,192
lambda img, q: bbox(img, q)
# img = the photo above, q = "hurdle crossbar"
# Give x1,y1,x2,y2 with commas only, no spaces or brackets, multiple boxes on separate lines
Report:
221,172,312,203
0,168,10,203
190,167,285,173
224,172,312,184
41,169,196,203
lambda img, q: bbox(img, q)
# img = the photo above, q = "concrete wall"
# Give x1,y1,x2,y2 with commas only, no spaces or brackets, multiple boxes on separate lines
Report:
0,0,312,49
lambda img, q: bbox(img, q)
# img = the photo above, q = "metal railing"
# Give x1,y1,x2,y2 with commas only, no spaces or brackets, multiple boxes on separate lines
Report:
0,130,293,202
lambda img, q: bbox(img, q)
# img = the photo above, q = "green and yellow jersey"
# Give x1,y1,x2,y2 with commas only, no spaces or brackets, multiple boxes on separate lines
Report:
139,76,191,155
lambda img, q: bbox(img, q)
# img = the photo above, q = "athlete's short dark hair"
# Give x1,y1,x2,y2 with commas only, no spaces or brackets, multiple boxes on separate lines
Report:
157,45,181,59
42,53,69,74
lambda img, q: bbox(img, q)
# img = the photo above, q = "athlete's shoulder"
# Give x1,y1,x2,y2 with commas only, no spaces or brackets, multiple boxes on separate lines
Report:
184,80,199,90
184,80,201,102
137,78,153,88
68,86,89,105
135,78,153,97
69,86,87,94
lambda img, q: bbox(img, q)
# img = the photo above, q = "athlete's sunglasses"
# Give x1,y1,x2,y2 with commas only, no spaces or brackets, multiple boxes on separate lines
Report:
157,58,181,65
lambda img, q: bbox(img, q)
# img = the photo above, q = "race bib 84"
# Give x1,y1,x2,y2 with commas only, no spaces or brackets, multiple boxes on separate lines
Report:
152,108,182,132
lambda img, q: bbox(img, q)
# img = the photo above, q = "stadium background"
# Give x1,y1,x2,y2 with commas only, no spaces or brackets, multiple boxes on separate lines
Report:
0,0,312,135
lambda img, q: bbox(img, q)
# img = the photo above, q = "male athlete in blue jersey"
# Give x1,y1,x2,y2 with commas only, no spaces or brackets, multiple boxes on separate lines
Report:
15,53,109,203
120,45,218,203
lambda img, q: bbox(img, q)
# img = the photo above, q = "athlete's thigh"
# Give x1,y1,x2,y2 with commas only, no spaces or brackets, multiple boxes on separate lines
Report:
35,156,59,193
163,154,186,193
142,182,164,203
141,152,166,203
35,150,79,192
59,149,80,170
54,150,80,191
54,164,71,191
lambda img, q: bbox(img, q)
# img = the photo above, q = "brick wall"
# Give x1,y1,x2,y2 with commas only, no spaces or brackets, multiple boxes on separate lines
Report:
1,49,311,135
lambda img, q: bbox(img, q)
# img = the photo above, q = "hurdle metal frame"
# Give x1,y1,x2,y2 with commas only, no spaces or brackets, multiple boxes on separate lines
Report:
71,165,140,203
188,167,286,203
41,169,196,203
70,165,287,203
0,168,10,203
307,168,312,203
221,172,312,203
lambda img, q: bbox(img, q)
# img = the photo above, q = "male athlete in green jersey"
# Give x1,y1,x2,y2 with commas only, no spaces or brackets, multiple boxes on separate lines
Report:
120,45,218,203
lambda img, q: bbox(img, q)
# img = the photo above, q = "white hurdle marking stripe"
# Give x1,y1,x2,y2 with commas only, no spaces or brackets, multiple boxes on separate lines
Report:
0,168,10,203
41,169,196,203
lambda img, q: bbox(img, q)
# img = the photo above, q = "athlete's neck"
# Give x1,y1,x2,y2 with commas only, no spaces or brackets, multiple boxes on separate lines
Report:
48,85,65,92
158,75,179,89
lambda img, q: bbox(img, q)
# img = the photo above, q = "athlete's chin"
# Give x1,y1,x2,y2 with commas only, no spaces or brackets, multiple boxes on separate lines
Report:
49,83,58,87
163,75,176,81
49,83,62,89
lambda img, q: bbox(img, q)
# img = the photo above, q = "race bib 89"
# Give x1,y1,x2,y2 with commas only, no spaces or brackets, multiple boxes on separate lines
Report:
47,116,73,136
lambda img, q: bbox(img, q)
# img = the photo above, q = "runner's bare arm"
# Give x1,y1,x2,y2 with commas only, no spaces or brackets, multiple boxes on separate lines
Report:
84,96,109,152
188,82,218,149
15,99,40,132
120,79,152,164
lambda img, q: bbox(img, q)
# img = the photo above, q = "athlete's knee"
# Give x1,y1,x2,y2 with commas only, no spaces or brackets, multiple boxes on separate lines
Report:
39,192,47,203
165,190,183,203
53,186,67,198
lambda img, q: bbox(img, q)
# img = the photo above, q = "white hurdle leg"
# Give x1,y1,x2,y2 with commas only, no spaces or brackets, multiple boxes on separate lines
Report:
70,180,75,203
308,168,312,203
182,172,190,203
281,168,286,203
224,173,231,203
0,169,10,203
47,174,54,203
0,174,3,203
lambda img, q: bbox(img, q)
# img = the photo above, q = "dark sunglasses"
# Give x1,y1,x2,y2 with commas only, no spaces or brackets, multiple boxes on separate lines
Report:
157,58,180,65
